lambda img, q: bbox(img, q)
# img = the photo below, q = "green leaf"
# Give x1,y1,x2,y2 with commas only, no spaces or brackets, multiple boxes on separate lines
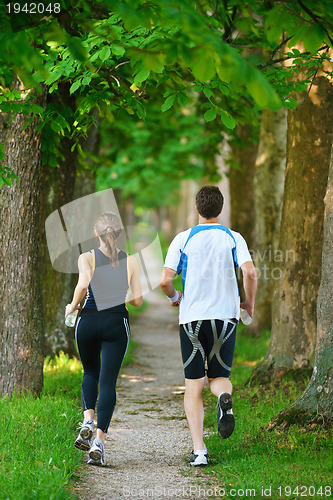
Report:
136,101,146,119
163,89,176,98
283,97,298,110
203,87,214,99
142,54,165,73
220,111,236,130
82,76,92,86
191,57,216,82
161,94,176,112
99,46,111,62
69,80,82,95
178,92,189,107
134,66,150,83
68,37,88,62
218,84,230,96
56,115,70,131
89,51,100,63
246,69,280,109
1,176,12,186
45,70,63,86
295,82,308,92
50,120,64,134
204,107,217,122
303,24,326,53
31,104,45,114
111,44,125,57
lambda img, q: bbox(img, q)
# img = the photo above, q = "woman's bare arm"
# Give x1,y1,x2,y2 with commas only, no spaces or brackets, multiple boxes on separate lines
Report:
65,252,93,318
126,255,143,307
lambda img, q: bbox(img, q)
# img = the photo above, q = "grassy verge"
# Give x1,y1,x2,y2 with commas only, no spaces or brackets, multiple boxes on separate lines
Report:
0,354,83,500
0,307,143,500
201,327,332,499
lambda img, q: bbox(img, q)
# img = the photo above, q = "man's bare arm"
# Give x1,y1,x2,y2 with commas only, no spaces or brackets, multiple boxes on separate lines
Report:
240,261,257,317
160,267,181,307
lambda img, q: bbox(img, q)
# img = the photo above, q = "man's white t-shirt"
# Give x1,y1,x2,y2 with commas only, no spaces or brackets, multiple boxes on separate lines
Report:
164,224,252,325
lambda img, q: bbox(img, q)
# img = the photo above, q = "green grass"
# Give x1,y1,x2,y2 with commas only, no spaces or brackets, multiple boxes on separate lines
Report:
0,354,83,500
0,301,145,500
200,327,333,499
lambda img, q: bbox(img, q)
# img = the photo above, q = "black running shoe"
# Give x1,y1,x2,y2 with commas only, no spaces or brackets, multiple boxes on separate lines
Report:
217,392,235,439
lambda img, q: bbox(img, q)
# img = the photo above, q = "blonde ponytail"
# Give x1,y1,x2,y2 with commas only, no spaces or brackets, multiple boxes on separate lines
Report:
94,213,122,269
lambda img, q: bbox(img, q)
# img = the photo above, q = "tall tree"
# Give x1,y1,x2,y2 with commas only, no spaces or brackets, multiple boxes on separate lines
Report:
253,72,333,382
270,143,333,425
228,123,259,253
249,107,287,335
39,83,79,357
0,82,46,397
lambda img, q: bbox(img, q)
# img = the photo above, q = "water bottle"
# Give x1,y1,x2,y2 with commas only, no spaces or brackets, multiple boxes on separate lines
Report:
65,309,79,327
240,308,252,325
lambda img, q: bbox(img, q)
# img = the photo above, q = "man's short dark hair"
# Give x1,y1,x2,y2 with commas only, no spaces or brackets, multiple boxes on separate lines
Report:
195,186,224,219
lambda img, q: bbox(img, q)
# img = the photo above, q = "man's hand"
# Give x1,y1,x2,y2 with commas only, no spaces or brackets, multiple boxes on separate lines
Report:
240,301,254,318
171,291,181,307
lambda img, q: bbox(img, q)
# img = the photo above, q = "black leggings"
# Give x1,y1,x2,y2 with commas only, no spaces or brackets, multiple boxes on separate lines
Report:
75,309,130,433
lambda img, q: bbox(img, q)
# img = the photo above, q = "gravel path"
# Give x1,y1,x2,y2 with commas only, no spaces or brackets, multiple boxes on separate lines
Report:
74,290,219,500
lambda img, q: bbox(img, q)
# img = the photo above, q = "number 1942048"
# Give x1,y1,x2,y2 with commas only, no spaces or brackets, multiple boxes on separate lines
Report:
6,3,61,14
278,485,331,497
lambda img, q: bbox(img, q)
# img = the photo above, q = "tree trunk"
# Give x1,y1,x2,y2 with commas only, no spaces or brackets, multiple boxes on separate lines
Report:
249,108,287,335
252,75,333,382
268,144,333,427
39,83,78,357
229,123,259,305
229,124,258,253
0,83,46,397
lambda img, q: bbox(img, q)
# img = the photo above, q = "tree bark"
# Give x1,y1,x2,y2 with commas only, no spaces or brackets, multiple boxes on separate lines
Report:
268,144,333,426
249,108,287,335
39,83,78,357
229,123,259,307
40,98,99,357
229,123,258,253
252,75,333,382
0,82,46,397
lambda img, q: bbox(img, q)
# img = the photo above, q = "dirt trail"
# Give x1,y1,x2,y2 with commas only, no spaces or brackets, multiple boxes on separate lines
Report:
74,290,217,500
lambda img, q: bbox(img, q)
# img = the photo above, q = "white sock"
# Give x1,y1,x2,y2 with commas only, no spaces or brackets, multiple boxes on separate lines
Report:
194,449,207,455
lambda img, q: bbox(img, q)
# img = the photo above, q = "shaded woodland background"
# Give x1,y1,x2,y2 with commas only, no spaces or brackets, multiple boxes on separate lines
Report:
0,0,332,426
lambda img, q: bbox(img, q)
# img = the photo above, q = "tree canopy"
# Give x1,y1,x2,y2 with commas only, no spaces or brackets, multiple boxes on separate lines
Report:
0,0,332,189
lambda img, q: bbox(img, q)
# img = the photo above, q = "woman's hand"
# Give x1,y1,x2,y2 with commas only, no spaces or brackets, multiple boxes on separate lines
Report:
65,303,80,319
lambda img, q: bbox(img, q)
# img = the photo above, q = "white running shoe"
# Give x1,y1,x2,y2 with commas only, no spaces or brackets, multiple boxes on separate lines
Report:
87,457,102,466
190,449,208,466
74,419,94,451
88,438,106,466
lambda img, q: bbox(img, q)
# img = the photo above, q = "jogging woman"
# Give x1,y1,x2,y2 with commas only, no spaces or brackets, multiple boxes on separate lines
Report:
65,212,142,466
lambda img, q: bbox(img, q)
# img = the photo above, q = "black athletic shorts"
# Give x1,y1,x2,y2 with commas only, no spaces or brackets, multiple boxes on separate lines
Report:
179,319,237,379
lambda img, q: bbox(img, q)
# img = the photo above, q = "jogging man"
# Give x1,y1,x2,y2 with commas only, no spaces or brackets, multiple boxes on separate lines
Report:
160,185,257,466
